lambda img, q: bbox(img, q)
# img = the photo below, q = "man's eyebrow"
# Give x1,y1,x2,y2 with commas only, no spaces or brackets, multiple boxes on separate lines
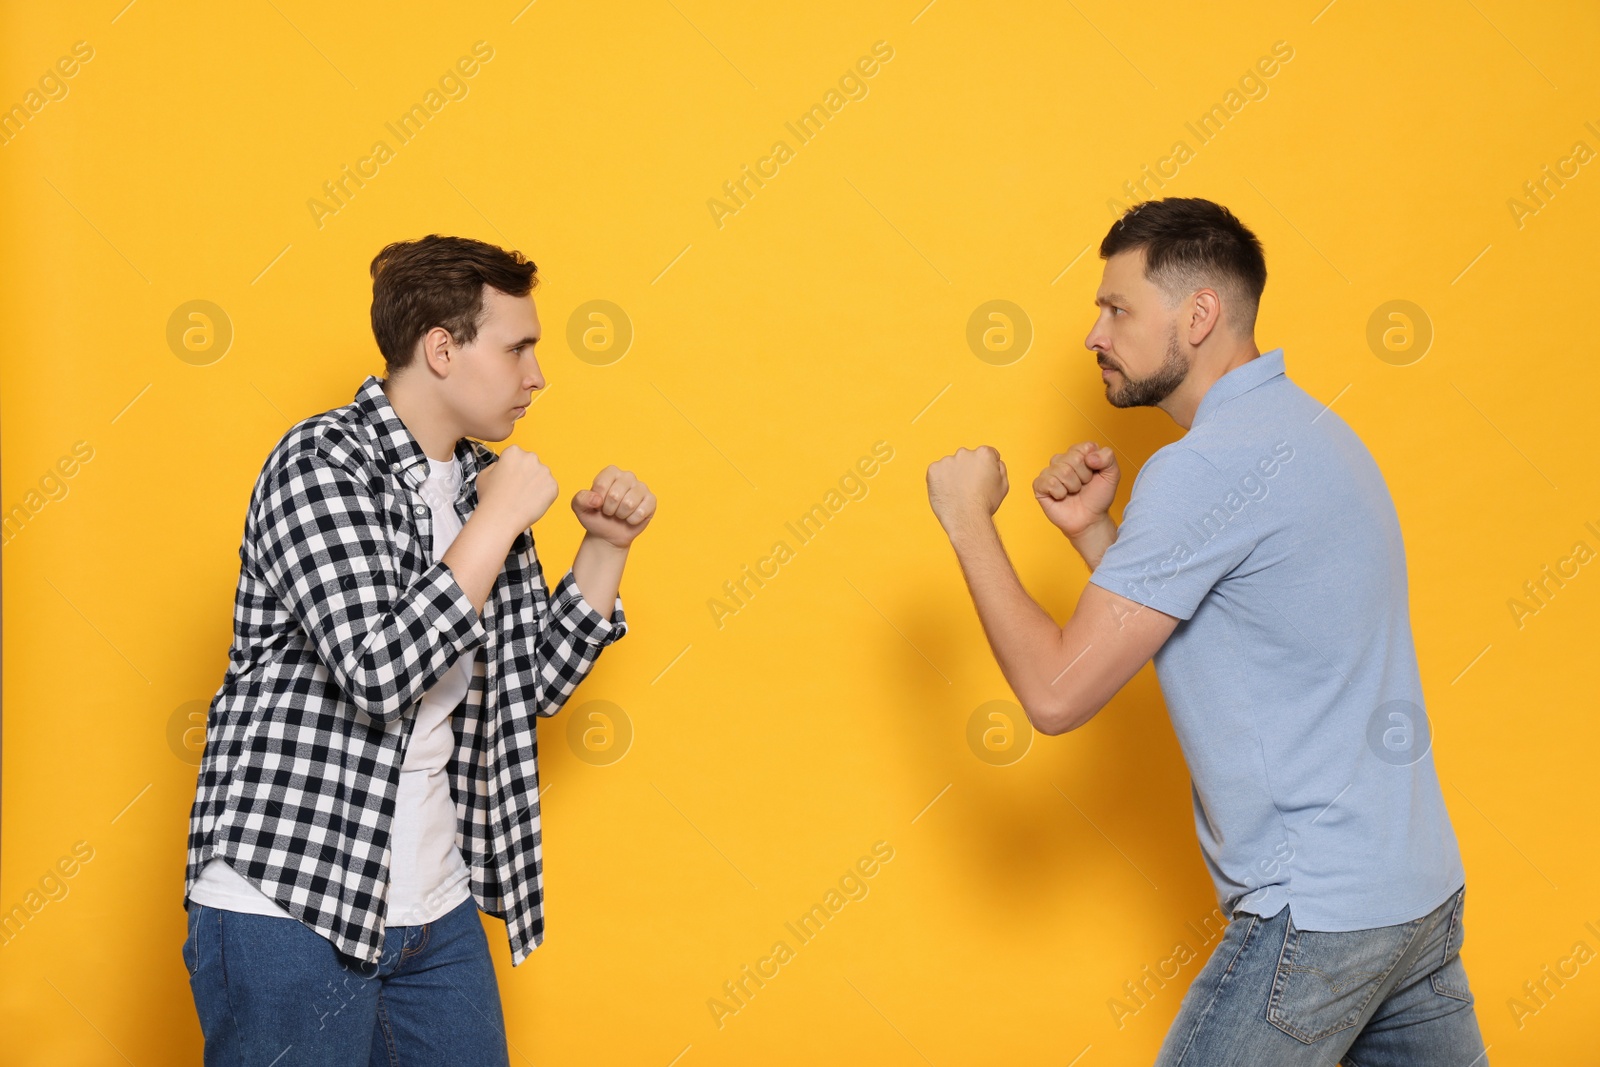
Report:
1094,292,1130,307
510,335,539,348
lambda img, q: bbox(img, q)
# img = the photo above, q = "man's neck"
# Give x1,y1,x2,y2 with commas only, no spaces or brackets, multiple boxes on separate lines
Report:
1162,338,1262,430
380,373,461,462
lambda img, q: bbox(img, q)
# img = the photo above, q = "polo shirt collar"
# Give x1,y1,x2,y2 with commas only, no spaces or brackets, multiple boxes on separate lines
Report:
1191,348,1286,428
352,374,482,490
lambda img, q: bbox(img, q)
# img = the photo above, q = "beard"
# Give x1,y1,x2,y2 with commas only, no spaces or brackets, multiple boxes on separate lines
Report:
1102,325,1188,409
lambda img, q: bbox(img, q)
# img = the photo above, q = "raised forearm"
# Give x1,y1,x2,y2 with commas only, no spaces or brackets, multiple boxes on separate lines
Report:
945,514,1068,731
442,509,522,615
571,532,629,615
1067,515,1119,571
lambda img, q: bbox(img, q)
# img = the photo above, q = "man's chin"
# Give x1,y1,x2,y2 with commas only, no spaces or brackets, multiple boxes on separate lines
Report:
474,423,515,443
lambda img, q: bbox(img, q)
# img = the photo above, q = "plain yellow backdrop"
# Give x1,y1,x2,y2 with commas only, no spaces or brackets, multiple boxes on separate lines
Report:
3,1,1598,1063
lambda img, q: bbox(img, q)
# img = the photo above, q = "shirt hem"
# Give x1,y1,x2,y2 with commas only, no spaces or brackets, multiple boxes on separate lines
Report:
1085,571,1195,622
1232,873,1466,931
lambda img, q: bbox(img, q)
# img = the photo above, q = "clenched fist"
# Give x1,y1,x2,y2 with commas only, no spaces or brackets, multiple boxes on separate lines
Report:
572,465,656,549
927,445,1008,533
1033,441,1119,538
474,445,560,533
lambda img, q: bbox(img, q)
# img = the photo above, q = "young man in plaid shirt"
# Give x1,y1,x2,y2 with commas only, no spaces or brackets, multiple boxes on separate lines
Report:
182,234,655,1064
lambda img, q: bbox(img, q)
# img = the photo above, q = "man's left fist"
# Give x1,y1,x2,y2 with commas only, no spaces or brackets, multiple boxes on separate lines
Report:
572,465,656,548
927,445,1008,532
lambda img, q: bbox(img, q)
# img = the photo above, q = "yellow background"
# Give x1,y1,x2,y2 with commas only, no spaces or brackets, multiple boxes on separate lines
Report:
4,1,1598,1063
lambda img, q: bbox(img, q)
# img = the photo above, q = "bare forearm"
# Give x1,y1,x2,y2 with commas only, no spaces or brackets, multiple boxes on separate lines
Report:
571,533,628,615
945,514,1066,729
1068,515,1119,571
441,510,522,615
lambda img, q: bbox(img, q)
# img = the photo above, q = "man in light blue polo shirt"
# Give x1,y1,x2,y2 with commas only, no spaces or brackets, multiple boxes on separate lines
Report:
926,198,1485,1065
1091,343,1469,933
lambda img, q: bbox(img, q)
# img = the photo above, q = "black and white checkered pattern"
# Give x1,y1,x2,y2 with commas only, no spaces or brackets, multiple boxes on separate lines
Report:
185,374,627,966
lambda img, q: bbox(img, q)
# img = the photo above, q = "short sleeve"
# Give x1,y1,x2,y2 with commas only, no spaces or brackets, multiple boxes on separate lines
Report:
1088,446,1261,621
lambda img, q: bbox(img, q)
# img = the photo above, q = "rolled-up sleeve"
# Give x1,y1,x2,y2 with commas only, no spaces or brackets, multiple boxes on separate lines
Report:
548,567,628,647
503,551,628,719
250,448,487,723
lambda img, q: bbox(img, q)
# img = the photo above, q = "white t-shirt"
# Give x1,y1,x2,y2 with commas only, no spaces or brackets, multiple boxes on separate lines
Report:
190,451,478,925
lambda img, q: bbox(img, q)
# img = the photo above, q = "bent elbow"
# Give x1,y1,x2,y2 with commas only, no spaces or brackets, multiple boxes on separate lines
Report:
338,661,409,725
314,635,412,725
351,688,408,725
1023,699,1072,737
1051,713,1088,735
532,688,571,718
1035,696,1096,736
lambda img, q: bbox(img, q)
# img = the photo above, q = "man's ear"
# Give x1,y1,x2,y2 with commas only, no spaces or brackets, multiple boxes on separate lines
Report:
417,326,456,375
1186,288,1223,347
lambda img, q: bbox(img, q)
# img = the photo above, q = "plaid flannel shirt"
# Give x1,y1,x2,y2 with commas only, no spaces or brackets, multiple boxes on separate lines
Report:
185,373,627,966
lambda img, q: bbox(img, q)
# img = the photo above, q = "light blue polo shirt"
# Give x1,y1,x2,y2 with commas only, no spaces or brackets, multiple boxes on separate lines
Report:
1088,347,1465,930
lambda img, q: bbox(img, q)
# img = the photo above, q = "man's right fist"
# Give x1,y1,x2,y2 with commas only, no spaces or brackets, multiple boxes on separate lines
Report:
474,445,560,532
1033,442,1120,538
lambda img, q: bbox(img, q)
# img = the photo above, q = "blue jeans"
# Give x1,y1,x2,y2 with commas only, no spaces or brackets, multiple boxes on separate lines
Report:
1155,884,1486,1066
182,895,511,1066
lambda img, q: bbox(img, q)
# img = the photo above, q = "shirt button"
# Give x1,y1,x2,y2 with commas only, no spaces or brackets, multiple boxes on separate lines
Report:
413,504,427,517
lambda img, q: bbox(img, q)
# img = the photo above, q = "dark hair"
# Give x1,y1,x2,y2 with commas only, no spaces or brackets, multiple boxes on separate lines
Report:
1099,198,1267,333
369,234,538,374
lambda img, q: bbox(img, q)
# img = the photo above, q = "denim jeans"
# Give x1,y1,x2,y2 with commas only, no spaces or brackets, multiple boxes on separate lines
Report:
182,894,512,1066
1154,884,1486,1067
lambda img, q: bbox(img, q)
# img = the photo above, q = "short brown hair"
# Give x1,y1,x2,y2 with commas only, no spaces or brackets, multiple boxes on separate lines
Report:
368,234,538,374
1099,198,1267,333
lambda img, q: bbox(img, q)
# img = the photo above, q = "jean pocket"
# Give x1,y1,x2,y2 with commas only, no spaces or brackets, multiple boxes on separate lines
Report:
1430,886,1473,1002
182,903,203,980
1266,912,1417,1043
